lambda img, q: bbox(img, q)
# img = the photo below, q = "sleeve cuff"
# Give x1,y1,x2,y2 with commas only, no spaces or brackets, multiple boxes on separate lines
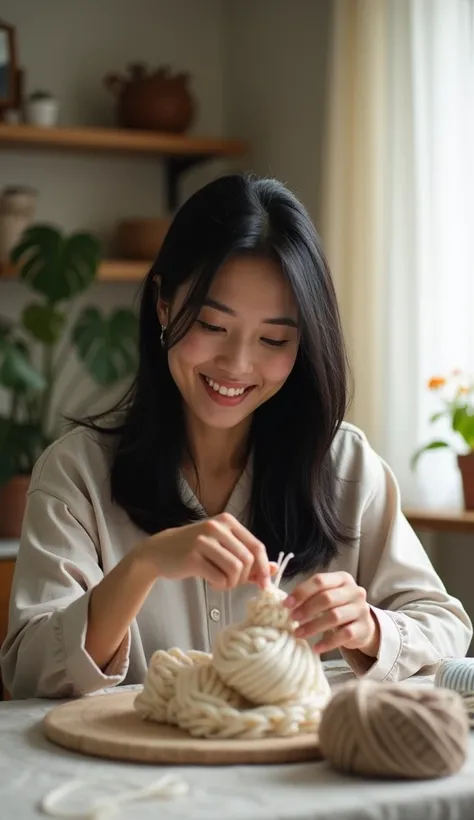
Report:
60,591,131,696
340,605,403,681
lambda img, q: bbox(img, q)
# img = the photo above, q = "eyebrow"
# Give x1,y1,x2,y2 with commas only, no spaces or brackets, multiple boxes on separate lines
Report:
203,298,298,329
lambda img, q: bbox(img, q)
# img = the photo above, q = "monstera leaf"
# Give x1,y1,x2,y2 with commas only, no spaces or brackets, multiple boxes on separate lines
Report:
22,303,66,345
11,225,101,304
0,336,45,392
72,307,138,386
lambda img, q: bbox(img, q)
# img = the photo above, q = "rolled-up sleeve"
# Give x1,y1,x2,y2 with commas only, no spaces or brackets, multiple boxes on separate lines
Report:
340,441,473,681
0,489,130,699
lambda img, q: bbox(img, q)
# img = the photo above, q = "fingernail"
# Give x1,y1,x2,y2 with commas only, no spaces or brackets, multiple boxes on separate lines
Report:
284,596,296,608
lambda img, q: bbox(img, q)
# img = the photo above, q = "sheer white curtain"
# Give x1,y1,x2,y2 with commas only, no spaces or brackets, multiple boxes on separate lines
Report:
321,0,389,453
322,0,474,508
384,0,474,507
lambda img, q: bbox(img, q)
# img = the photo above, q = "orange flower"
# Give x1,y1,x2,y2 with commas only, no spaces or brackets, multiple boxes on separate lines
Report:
459,386,469,394
428,376,446,390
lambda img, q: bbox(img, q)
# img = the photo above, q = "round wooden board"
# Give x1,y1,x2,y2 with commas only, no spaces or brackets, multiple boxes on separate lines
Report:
43,690,322,765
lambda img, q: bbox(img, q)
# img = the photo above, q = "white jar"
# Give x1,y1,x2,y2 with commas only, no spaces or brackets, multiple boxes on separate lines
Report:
0,187,37,266
26,97,59,127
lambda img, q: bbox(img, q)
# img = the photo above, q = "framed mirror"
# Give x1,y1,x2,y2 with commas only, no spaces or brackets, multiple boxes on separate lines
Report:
0,20,18,118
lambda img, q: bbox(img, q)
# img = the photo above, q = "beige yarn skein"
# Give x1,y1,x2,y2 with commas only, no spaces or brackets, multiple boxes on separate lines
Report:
319,680,469,779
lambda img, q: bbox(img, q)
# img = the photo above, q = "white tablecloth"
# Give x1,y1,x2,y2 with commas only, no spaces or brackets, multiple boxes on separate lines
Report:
1,661,474,820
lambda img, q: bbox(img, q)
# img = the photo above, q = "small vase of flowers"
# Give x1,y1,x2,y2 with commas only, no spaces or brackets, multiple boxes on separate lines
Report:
411,371,474,509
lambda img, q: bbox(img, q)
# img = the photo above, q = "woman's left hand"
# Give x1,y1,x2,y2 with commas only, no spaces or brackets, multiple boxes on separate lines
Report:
284,571,380,657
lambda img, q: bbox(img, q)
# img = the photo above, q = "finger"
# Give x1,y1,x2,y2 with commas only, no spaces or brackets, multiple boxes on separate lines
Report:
291,584,364,625
214,513,271,585
294,603,361,638
199,537,248,589
284,571,354,612
313,621,366,655
198,553,230,591
205,522,255,586
249,561,279,585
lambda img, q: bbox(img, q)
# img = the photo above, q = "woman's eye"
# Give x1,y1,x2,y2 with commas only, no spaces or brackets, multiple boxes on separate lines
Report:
197,320,224,333
261,338,289,348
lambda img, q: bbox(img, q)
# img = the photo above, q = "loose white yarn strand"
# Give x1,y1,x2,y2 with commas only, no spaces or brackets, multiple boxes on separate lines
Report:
40,774,189,819
273,551,294,589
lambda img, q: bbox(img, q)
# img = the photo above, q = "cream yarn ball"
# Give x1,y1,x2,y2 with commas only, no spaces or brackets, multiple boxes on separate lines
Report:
319,679,469,779
135,553,332,738
212,586,324,705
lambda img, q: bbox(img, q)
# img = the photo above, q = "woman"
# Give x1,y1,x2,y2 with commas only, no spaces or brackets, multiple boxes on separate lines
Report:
1,174,471,699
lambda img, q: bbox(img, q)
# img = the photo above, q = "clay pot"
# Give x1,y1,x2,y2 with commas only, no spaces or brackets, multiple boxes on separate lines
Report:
0,475,30,538
457,454,474,510
104,63,195,133
116,218,171,261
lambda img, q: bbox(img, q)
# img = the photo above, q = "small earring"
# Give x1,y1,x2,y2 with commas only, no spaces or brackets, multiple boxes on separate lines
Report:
160,325,167,348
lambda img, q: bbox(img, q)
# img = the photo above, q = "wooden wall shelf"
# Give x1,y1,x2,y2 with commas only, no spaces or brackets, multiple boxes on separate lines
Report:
0,259,151,283
97,260,151,282
0,124,249,210
403,508,474,534
0,124,247,158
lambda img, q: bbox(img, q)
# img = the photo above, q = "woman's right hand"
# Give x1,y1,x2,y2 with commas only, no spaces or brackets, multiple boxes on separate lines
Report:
138,512,274,590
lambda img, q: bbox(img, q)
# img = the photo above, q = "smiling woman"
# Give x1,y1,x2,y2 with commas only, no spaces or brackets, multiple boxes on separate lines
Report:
0,174,471,700
161,256,299,426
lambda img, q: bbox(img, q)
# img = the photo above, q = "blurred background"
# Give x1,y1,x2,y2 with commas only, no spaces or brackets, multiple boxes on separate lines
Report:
0,0,473,654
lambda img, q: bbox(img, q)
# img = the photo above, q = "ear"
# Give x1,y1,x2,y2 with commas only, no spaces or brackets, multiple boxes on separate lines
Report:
157,298,169,328
153,275,169,327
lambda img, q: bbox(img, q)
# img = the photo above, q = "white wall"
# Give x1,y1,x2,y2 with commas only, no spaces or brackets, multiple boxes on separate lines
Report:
224,0,333,230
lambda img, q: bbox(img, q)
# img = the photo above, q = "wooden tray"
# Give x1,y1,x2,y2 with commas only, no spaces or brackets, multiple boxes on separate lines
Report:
43,690,322,765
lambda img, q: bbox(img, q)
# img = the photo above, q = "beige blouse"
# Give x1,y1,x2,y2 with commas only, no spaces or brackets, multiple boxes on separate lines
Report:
1,422,471,699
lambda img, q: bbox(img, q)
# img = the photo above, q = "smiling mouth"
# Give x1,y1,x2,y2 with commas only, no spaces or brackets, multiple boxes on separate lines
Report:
200,374,256,398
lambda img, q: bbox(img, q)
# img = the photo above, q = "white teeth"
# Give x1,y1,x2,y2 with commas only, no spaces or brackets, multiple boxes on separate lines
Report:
204,376,247,397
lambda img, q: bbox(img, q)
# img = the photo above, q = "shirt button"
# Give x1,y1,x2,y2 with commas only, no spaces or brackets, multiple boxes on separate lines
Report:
209,608,221,622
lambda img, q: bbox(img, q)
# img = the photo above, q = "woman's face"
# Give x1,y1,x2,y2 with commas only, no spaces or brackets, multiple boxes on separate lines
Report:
159,256,299,431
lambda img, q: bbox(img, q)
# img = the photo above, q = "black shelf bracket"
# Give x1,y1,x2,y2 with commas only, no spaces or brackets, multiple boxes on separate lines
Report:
164,155,215,212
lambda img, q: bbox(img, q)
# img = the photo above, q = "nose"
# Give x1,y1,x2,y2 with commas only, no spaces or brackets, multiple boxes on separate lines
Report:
216,337,254,377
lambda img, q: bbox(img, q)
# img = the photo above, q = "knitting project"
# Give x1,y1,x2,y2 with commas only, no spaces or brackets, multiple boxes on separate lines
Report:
134,553,332,738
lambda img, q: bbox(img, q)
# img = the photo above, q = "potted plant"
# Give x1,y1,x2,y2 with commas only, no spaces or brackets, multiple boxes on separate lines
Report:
0,224,139,537
25,90,59,127
411,371,474,509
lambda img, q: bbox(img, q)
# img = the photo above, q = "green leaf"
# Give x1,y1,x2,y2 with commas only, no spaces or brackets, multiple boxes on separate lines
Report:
22,303,66,345
71,307,138,387
452,405,474,449
11,225,101,304
429,410,446,424
0,337,46,392
410,440,451,470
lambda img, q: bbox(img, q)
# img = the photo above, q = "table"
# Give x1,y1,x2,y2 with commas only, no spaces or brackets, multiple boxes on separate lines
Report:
2,662,474,820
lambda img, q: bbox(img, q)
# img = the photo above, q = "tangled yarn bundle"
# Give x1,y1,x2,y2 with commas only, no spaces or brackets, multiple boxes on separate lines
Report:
318,679,469,779
135,553,332,738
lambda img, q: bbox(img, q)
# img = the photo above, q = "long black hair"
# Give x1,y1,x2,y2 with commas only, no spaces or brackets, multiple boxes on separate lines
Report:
77,174,355,577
